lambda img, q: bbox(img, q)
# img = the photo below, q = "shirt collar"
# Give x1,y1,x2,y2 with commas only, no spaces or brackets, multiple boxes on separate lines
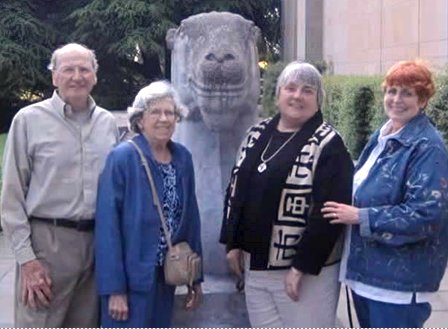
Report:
380,113,428,147
378,120,403,144
50,90,96,119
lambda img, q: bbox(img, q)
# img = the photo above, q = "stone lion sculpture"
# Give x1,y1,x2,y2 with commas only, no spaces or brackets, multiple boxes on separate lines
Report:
166,12,260,274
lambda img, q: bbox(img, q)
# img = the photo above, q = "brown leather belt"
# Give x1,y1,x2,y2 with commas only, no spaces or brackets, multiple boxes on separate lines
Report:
30,216,94,231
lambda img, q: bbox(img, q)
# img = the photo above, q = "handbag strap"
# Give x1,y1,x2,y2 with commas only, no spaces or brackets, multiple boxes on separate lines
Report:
128,140,174,250
345,285,354,327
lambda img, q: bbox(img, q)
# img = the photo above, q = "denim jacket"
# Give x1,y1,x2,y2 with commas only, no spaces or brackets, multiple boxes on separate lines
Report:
346,113,448,292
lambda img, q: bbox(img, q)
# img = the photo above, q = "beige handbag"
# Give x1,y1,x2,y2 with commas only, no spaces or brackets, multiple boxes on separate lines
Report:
129,140,201,286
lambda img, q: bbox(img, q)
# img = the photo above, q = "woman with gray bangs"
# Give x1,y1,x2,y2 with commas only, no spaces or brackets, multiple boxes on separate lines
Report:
95,80,202,327
220,61,353,327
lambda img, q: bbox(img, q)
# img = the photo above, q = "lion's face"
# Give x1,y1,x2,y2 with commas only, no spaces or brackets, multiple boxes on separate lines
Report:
167,12,260,131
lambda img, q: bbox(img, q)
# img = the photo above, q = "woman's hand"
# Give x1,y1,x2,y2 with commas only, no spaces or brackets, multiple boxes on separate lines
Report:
226,248,244,278
185,283,202,310
285,267,303,301
322,201,360,225
108,293,129,321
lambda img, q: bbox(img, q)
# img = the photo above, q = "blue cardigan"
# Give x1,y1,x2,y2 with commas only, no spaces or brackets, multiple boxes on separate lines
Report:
95,134,202,294
347,113,448,292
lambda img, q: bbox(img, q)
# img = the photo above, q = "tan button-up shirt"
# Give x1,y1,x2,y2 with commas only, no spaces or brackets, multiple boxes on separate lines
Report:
1,91,119,264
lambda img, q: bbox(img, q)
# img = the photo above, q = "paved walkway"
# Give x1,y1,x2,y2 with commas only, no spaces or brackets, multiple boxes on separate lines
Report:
1,232,447,327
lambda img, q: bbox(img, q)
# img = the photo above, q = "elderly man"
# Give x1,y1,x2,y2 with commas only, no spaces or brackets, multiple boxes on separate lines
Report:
1,43,119,327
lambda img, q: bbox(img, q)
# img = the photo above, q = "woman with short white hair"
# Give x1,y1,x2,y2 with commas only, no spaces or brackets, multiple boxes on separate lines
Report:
95,81,202,327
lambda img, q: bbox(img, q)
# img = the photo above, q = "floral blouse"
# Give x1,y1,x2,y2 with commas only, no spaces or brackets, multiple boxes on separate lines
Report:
156,162,182,265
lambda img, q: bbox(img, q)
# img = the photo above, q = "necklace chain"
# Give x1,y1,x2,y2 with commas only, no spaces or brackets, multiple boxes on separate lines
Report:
258,129,299,173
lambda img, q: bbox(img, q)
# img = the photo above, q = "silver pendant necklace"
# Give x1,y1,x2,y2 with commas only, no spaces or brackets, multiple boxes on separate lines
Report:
257,129,299,173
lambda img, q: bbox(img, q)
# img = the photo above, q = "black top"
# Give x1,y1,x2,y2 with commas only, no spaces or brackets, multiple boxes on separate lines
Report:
220,112,354,274
240,130,295,269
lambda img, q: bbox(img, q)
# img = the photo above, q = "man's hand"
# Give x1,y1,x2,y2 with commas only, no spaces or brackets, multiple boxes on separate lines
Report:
226,248,244,278
108,294,129,321
20,259,52,309
184,283,202,310
284,267,303,301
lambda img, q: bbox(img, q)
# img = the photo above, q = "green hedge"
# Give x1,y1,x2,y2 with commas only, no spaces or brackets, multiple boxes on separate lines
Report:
321,75,384,159
261,61,287,118
0,134,6,160
427,73,448,144
261,63,448,159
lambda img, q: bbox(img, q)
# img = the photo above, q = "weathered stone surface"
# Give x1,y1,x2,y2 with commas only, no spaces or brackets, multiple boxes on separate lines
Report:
167,12,260,274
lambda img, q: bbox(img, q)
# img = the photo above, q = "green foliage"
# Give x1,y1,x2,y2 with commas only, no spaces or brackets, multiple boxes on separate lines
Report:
427,73,448,144
261,61,286,117
0,0,61,132
0,0,281,120
70,1,172,61
68,0,175,109
349,86,375,158
0,0,55,99
322,75,384,159
310,60,328,75
0,134,6,163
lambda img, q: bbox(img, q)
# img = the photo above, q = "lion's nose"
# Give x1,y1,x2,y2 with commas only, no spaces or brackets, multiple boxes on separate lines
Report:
205,52,236,63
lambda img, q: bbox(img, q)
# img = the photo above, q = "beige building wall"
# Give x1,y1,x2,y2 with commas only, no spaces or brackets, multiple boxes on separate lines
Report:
323,0,448,74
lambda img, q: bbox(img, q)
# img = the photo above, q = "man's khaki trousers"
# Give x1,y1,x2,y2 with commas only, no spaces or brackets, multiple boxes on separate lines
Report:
15,221,98,328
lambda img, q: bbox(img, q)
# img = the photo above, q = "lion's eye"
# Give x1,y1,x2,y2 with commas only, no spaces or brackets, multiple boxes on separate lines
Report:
223,54,235,61
205,53,217,61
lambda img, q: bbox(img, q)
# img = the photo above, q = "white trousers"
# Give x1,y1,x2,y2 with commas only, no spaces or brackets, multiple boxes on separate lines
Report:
244,253,340,328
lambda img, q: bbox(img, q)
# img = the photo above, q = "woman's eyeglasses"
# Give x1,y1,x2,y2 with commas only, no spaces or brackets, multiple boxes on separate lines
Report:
147,109,177,119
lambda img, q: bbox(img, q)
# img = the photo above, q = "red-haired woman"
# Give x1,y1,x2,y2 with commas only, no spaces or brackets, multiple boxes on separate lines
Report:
322,60,448,328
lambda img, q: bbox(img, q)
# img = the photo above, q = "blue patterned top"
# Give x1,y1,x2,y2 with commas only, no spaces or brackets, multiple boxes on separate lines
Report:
156,162,182,265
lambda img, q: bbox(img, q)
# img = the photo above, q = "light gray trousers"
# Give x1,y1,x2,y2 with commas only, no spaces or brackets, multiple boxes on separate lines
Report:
244,252,340,328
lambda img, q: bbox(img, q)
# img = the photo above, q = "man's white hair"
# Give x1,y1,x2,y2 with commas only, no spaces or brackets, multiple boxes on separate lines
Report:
48,43,98,72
